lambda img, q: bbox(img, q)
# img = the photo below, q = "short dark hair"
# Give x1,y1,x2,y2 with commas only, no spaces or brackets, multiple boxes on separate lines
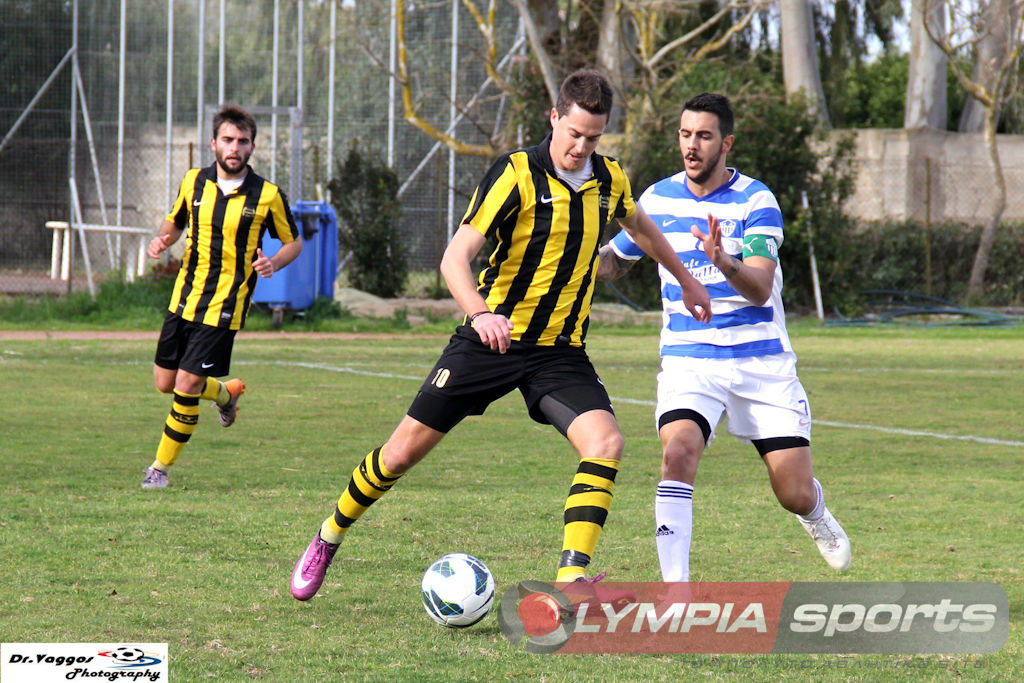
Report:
555,69,613,118
682,93,734,138
212,104,257,141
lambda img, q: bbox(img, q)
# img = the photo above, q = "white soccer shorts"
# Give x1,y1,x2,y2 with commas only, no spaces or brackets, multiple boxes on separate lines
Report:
655,352,812,444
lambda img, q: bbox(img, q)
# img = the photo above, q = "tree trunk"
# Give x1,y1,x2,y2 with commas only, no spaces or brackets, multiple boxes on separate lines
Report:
959,0,1012,132
780,0,831,127
965,105,1007,301
596,0,633,131
905,0,947,129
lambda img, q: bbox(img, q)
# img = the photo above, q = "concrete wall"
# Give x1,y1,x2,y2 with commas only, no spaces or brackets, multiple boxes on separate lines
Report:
843,128,1024,224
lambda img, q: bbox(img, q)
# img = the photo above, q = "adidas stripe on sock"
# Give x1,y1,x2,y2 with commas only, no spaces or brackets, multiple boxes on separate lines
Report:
655,480,694,582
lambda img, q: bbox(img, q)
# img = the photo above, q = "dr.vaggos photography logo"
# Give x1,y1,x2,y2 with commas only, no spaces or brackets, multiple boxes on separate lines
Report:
2,643,168,682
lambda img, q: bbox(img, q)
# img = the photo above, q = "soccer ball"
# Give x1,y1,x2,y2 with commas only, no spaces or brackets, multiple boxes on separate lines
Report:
420,553,495,628
109,647,145,663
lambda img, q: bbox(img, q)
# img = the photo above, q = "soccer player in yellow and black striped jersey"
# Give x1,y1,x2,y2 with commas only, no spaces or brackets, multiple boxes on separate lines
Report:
290,70,712,600
141,104,301,489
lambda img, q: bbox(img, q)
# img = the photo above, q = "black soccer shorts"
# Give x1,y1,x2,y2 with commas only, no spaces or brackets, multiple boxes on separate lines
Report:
154,311,237,377
406,325,613,434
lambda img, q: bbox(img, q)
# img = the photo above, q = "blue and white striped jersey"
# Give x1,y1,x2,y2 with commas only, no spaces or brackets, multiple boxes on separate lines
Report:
610,169,792,359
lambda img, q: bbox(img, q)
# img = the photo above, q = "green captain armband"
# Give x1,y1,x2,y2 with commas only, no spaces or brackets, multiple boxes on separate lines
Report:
742,234,779,261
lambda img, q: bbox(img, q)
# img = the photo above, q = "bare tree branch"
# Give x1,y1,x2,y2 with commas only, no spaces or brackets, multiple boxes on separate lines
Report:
647,0,767,71
396,0,498,157
686,2,766,70
461,0,514,95
924,0,1024,108
391,0,772,159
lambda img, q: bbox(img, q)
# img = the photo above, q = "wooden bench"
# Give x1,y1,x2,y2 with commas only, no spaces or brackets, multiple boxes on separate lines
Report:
45,221,152,283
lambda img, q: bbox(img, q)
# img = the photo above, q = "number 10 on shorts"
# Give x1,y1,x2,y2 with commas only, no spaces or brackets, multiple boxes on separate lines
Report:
431,368,451,389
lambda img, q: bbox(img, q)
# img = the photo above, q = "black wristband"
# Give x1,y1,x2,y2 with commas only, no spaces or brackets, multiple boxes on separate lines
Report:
470,311,490,321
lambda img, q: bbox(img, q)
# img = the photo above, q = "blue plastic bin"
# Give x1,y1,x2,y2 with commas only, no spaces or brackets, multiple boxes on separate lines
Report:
253,200,338,327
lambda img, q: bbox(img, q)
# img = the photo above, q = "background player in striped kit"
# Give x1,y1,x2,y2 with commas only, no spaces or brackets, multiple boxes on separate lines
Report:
142,104,301,489
598,92,851,580
290,70,711,601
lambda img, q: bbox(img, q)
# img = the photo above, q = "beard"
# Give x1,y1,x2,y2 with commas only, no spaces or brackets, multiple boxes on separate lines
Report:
685,146,723,186
215,150,251,176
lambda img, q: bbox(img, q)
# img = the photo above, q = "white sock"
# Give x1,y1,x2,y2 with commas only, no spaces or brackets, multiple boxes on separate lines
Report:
798,477,825,522
655,480,693,581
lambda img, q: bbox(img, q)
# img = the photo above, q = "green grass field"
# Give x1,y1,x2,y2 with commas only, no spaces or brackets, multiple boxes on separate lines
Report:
1,321,1021,680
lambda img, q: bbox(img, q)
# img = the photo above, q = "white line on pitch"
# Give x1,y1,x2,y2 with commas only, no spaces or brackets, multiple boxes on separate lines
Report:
811,421,1024,447
800,366,1008,375
270,361,1024,449
276,360,426,382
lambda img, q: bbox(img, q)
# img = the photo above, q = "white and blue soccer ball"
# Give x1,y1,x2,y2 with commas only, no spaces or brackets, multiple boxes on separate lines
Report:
421,553,495,628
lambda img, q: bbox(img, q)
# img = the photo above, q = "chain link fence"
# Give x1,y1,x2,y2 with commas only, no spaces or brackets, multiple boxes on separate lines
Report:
0,0,519,298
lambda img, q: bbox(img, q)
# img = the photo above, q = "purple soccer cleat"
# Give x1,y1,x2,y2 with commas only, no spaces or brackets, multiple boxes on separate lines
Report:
561,571,636,614
290,532,339,601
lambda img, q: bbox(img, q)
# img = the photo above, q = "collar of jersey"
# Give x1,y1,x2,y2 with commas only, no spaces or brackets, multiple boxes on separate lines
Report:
531,134,599,193
200,162,255,196
673,167,738,201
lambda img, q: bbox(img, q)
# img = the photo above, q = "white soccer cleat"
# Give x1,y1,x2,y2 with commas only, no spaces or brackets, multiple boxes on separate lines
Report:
798,507,851,572
141,467,168,489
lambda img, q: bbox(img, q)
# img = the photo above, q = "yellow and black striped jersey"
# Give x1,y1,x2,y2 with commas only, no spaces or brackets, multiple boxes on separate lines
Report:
462,136,635,346
165,164,298,330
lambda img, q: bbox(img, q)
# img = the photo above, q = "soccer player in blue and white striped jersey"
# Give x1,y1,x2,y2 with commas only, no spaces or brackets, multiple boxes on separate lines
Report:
598,93,851,580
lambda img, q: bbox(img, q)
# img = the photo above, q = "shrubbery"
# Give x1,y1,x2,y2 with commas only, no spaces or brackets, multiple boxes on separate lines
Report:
833,220,1024,310
597,72,1024,314
598,218,1024,314
327,144,407,298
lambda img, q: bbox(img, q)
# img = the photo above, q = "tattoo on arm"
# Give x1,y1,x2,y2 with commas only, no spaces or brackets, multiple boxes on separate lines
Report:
597,245,636,281
723,257,740,279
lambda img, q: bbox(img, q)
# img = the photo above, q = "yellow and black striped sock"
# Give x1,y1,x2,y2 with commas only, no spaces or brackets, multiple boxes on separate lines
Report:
556,457,619,581
319,446,402,545
200,377,227,404
151,389,201,471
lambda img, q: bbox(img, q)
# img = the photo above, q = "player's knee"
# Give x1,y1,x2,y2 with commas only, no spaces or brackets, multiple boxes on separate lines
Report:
661,440,700,480
776,482,816,515
380,440,434,474
174,378,205,395
579,429,623,461
604,430,625,460
380,447,415,474
153,367,175,394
